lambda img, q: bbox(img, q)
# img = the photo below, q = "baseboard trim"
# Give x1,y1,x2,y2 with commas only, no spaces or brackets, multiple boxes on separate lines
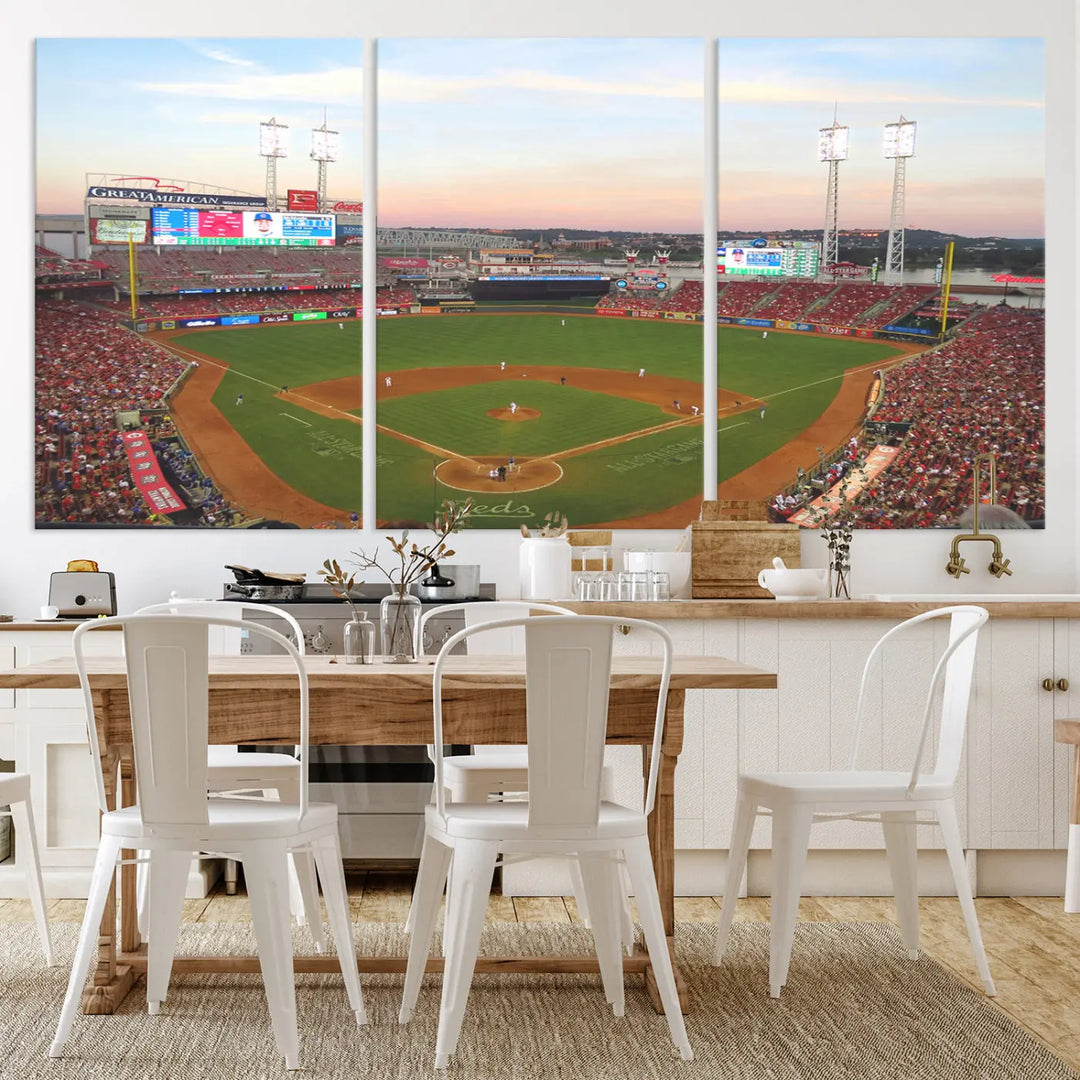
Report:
501,849,1069,898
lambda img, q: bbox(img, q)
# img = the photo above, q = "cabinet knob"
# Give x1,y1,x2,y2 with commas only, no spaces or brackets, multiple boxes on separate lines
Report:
1042,678,1055,692
1058,678,1070,693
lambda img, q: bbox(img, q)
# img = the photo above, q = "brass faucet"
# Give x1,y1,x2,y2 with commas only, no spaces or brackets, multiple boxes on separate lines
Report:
945,453,1013,579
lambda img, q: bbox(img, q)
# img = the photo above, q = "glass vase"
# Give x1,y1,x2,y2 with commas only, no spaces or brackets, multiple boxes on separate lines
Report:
343,611,374,665
380,586,421,663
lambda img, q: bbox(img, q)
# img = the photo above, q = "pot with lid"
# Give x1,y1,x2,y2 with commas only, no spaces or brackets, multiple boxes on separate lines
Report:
412,563,481,602
224,564,306,602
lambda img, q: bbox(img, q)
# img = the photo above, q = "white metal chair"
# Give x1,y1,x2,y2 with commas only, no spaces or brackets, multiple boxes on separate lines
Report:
408,601,633,946
51,614,365,1070
713,605,995,999
400,614,691,1069
0,773,53,965
136,599,320,943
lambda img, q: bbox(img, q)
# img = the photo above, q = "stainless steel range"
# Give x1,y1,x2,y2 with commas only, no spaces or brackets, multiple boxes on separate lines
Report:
226,581,494,865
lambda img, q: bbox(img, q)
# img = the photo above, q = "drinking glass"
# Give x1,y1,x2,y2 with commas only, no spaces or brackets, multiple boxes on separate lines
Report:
649,571,670,602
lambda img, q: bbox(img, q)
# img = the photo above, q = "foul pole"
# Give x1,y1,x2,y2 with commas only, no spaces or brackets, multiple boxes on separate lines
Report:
938,240,954,339
127,235,138,321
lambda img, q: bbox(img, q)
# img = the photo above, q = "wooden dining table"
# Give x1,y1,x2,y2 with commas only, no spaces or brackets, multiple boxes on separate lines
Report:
0,651,776,1015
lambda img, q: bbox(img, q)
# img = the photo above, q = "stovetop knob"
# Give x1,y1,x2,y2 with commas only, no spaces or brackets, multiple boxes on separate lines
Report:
310,625,331,653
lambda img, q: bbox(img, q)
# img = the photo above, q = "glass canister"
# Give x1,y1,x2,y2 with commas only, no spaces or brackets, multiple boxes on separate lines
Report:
380,585,422,663
343,611,374,664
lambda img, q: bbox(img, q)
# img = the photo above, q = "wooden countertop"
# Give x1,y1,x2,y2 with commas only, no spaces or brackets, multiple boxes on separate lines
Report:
1,599,1079,630
556,598,1080,619
0,620,121,631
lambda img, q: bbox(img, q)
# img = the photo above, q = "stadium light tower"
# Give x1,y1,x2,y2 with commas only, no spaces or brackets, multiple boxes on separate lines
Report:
818,116,849,273
311,114,340,212
259,117,289,211
882,116,917,286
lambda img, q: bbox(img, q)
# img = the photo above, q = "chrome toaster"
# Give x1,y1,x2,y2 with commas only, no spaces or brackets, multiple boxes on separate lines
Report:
47,572,117,618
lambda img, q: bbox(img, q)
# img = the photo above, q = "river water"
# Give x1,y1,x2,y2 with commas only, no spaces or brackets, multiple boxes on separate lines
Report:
900,266,1044,308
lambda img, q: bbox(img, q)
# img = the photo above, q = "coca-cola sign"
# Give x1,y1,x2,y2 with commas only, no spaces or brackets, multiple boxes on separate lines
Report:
332,201,363,212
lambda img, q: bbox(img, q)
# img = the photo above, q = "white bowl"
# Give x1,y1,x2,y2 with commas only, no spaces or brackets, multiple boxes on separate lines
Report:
758,567,828,602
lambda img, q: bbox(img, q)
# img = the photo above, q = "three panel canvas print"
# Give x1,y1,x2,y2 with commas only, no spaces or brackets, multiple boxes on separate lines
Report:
34,38,1044,530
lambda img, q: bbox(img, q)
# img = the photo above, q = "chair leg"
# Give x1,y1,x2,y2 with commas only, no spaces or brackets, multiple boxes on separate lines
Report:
290,847,325,952
242,841,301,1070
400,831,453,1023
937,800,996,996
767,805,813,998
714,791,756,965
9,797,53,965
623,836,692,1061
881,810,921,959
568,857,591,926
144,849,193,1014
50,835,123,1057
264,781,314,930
310,831,366,1025
434,839,498,1070
577,852,625,1017
136,855,150,940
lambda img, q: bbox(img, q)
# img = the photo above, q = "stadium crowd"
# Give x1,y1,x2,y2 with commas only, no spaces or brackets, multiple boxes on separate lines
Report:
770,306,1045,528
34,299,244,527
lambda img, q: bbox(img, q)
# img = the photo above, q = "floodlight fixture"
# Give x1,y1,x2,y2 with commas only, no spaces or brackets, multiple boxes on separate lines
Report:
259,119,290,159
311,127,341,163
883,118,917,159
818,123,849,162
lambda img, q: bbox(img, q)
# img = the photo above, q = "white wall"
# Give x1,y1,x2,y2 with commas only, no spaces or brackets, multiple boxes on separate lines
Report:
3,0,1076,618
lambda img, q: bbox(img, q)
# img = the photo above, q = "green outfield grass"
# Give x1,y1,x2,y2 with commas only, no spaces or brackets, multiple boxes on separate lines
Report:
376,381,664,458
376,313,704,379
171,314,908,527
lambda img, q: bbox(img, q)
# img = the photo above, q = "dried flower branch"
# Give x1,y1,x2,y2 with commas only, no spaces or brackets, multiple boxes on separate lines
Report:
320,498,474,594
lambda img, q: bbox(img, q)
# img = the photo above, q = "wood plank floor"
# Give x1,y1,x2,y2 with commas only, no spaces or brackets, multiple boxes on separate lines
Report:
3,876,1078,1073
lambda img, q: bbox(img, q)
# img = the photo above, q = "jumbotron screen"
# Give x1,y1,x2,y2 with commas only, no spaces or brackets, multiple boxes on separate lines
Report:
718,243,820,278
151,208,335,247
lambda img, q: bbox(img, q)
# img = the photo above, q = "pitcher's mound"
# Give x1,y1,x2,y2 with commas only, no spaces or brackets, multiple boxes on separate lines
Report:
436,455,562,493
488,406,540,421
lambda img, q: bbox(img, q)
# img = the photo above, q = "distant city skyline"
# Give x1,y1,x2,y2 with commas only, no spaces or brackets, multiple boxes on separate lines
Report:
36,37,1043,238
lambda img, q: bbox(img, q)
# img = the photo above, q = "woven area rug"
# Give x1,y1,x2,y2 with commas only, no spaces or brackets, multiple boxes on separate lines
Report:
0,921,1075,1080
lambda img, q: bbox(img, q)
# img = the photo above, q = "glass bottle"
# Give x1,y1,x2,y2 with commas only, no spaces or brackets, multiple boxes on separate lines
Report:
343,611,374,665
380,584,422,663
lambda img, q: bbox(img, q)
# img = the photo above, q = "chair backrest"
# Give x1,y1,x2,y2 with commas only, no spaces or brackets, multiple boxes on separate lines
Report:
431,615,672,829
418,600,574,657
73,614,308,825
135,598,305,655
845,605,988,793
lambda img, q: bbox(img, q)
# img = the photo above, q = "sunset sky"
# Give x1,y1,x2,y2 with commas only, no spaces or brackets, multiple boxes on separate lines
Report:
35,36,1044,237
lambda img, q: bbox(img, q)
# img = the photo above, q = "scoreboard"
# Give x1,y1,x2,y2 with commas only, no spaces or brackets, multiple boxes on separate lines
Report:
151,208,335,247
718,241,820,279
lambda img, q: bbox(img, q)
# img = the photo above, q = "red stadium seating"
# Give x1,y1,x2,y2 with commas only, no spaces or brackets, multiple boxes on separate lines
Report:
771,306,1044,528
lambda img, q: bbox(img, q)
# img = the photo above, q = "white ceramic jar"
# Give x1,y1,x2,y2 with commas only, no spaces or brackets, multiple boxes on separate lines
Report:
519,537,572,600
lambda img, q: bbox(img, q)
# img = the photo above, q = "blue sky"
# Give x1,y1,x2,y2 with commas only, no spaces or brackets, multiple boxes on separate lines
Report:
36,36,1044,236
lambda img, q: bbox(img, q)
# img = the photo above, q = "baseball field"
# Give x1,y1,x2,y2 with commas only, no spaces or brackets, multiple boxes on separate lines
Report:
157,313,913,529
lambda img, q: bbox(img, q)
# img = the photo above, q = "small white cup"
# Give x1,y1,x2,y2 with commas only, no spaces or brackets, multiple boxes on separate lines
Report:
40,605,60,620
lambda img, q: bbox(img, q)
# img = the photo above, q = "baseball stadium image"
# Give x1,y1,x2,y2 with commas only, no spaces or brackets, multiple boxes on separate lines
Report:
33,36,1044,531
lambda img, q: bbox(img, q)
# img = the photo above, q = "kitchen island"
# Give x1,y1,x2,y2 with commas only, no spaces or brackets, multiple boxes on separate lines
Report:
1,599,1076,902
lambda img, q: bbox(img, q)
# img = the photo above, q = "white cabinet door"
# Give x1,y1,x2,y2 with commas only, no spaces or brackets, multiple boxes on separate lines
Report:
701,619,740,849
13,630,123,870
0,645,14,759
17,715,100,866
968,619,1056,849
1053,619,1080,848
